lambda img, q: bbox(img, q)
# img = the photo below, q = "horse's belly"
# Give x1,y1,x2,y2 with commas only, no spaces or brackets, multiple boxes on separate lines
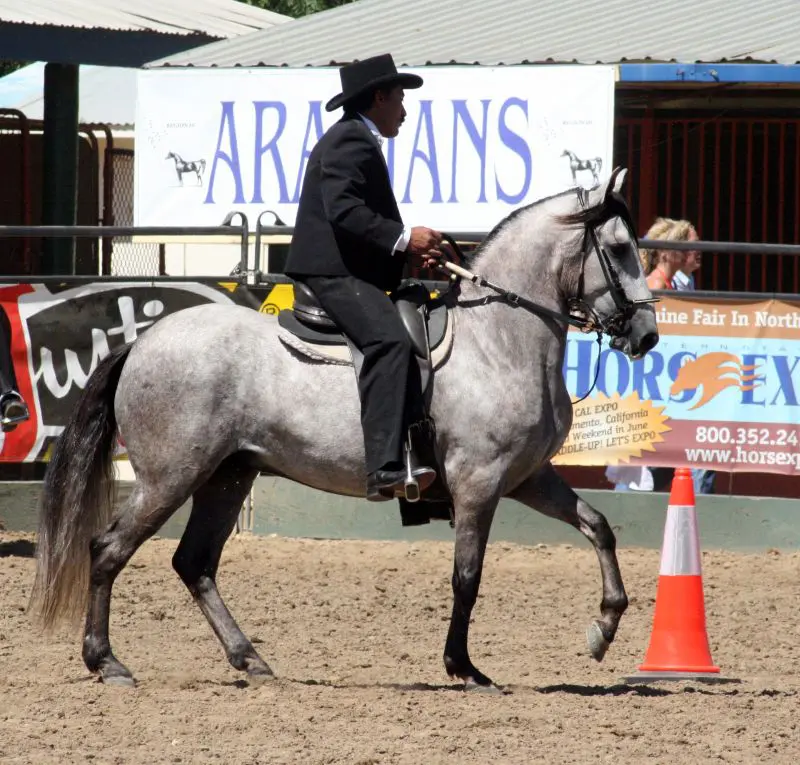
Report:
239,359,370,496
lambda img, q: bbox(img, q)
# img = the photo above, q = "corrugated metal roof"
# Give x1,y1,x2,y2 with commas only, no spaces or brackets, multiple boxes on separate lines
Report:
0,0,290,39
147,0,800,68
0,63,137,128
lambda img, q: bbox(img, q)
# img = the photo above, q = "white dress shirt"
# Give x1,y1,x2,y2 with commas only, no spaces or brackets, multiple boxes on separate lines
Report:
358,113,411,254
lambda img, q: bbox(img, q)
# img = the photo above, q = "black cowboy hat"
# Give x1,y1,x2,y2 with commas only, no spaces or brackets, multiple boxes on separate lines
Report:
325,53,423,113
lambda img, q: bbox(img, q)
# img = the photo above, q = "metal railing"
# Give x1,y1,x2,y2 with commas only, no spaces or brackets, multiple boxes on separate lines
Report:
0,217,798,294
641,239,800,256
0,221,253,283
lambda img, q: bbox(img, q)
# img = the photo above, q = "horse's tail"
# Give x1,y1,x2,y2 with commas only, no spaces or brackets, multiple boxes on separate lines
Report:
199,159,206,173
29,343,133,631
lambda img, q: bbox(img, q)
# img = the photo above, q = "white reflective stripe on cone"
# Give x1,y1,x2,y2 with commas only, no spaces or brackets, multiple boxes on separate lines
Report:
659,504,702,576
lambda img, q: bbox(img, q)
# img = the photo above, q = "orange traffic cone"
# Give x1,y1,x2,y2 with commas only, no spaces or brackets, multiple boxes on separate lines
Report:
625,467,737,684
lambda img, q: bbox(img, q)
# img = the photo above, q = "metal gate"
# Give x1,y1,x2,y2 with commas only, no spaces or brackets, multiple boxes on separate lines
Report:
0,110,32,274
107,148,164,276
617,113,800,293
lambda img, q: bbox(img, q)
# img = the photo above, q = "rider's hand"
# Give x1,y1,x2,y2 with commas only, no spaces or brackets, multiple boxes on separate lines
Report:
416,251,440,269
406,227,443,256
421,239,457,269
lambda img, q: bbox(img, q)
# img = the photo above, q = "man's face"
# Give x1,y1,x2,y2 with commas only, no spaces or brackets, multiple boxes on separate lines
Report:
372,86,406,138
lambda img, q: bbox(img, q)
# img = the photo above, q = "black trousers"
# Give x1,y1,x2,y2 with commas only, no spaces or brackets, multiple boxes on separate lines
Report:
300,275,424,474
0,306,17,395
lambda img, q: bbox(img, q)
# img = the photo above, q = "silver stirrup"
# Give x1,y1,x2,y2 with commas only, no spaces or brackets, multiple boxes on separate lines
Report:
403,434,421,503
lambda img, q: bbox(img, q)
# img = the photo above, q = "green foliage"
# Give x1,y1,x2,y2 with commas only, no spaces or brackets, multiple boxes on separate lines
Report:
0,61,25,77
241,0,356,18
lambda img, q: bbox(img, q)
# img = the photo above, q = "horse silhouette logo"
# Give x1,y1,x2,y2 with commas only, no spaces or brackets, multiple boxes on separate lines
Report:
165,152,206,187
561,149,602,186
670,351,762,410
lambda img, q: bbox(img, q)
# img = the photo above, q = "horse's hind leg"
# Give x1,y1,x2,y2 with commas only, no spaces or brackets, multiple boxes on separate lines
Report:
509,464,628,662
83,481,189,685
171,454,272,681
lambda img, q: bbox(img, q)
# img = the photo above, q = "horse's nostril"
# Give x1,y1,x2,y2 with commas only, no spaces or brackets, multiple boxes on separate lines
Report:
639,331,659,355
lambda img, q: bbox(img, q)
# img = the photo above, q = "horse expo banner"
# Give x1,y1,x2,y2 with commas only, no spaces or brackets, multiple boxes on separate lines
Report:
0,282,799,477
134,66,616,231
553,295,800,475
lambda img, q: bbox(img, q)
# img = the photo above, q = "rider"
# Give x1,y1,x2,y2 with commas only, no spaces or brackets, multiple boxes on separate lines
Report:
0,305,29,432
286,53,443,502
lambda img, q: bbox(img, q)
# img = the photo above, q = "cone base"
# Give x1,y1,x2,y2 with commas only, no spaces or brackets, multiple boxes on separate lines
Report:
623,670,740,685
638,575,720,672
639,662,719,673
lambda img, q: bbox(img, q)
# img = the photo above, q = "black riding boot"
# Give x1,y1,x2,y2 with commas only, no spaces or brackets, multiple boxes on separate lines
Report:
0,306,28,432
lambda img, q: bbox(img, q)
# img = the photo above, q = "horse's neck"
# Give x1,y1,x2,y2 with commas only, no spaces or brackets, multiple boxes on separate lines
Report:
462,212,564,308
451,284,569,419
453,228,568,376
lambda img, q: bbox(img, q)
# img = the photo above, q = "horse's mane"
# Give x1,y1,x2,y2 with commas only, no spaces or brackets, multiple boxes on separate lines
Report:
459,185,638,271
464,188,578,266
552,190,638,238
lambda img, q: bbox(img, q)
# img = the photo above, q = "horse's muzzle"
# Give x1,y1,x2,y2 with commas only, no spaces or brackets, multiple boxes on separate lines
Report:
620,306,659,359
631,329,659,359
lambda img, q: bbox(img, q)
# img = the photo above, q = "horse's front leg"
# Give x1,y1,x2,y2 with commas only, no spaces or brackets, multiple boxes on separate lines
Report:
509,463,628,662
443,486,501,691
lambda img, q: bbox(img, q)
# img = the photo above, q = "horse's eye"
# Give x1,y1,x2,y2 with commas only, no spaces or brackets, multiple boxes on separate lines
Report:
609,243,629,258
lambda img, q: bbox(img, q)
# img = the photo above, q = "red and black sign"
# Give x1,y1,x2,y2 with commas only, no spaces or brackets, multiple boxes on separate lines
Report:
0,281,259,462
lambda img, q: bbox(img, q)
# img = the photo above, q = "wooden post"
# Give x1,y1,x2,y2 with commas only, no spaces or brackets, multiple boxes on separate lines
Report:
41,63,79,275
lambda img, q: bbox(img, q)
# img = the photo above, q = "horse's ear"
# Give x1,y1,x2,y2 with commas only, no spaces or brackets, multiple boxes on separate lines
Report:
588,167,617,206
612,167,627,194
604,167,626,202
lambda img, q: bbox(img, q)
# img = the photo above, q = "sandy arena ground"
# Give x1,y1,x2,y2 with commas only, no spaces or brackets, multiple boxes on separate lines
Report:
1,530,799,764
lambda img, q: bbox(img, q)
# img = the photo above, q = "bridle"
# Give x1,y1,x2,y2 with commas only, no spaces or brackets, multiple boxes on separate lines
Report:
435,189,656,403
565,187,656,339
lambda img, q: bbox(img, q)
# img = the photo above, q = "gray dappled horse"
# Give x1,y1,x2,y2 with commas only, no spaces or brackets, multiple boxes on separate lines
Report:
31,168,658,690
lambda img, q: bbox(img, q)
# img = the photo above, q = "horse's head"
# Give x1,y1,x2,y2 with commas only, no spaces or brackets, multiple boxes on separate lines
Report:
165,152,175,160
555,167,659,360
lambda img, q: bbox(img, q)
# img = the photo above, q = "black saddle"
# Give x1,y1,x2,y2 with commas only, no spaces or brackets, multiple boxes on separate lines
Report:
277,280,449,402
277,279,453,527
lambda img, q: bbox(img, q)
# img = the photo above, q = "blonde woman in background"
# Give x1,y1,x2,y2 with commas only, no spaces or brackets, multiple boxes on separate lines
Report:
640,217,701,290
638,216,715,494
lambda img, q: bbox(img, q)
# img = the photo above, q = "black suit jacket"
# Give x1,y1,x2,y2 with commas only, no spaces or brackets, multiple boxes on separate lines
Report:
285,114,406,292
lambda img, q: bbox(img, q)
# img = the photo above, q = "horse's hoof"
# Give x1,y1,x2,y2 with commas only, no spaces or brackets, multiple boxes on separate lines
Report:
243,654,274,680
101,673,136,688
464,678,504,694
586,622,610,662
246,670,275,687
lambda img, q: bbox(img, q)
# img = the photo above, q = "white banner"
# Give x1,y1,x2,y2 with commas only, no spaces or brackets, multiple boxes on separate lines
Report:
135,66,615,233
